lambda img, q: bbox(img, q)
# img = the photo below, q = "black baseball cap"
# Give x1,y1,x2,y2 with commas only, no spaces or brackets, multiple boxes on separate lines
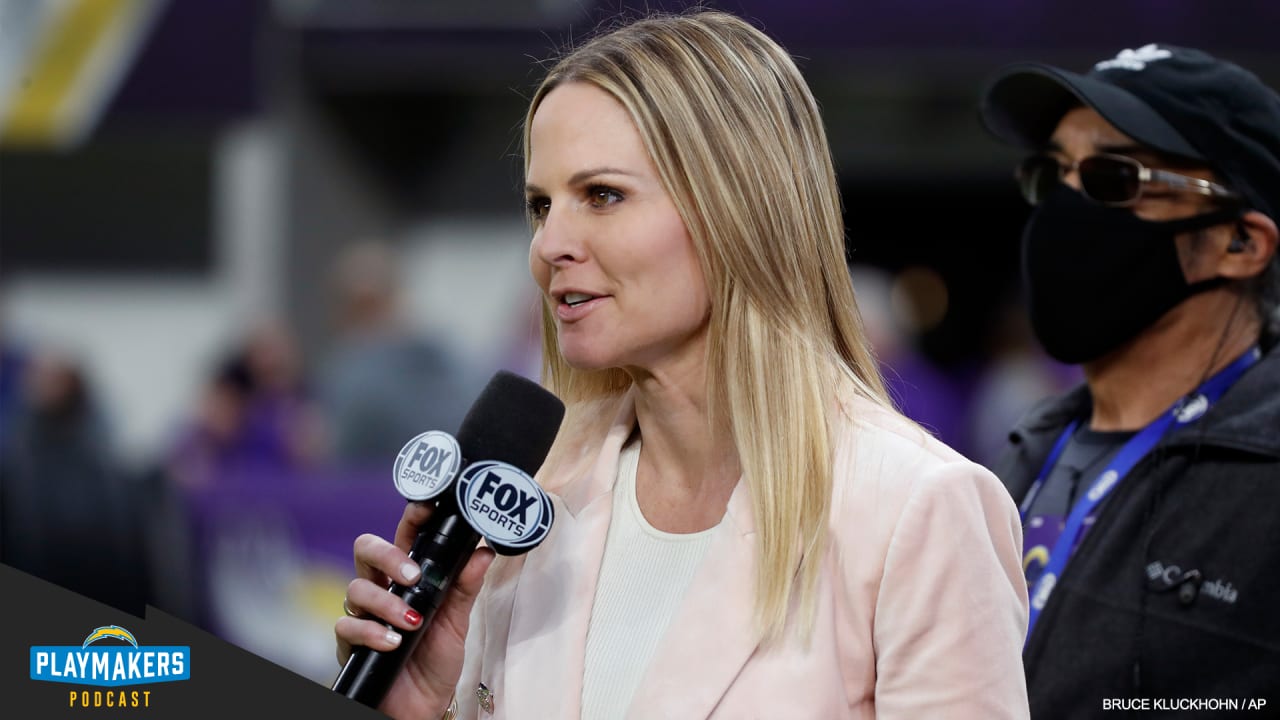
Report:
979,44,1280,221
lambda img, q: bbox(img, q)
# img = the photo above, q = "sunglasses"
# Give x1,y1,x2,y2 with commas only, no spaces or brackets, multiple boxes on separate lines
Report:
1016,152,1240,207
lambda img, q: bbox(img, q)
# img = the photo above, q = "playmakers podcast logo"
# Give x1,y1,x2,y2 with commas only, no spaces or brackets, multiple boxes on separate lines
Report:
30,625,190,709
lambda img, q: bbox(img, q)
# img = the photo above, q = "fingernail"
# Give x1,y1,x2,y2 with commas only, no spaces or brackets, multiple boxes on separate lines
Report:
405,609,422,626
385,629,402,647
401,562,421,583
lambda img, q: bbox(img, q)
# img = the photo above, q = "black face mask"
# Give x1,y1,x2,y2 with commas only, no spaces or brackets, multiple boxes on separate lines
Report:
1022,185,1239,364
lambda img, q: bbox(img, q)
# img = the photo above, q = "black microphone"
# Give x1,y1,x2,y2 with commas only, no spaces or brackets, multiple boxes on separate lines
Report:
332,370,565,707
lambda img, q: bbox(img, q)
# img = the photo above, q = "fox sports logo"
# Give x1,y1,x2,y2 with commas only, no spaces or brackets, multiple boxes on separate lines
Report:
393,431,462,501
456,461,553,553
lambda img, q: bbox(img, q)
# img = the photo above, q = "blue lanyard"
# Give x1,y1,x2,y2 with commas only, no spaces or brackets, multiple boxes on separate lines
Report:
1024,346,1262,640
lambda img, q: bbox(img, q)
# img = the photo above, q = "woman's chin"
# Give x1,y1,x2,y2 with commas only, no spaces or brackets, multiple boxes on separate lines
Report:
558,344,631,373
561,354,616,372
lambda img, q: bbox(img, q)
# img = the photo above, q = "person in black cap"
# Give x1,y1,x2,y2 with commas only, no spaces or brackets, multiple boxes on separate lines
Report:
979,43,1280,714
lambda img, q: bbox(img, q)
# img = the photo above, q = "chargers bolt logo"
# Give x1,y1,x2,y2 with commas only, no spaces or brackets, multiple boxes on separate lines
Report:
394,431,462,501
456,461,553,554
83,625,138,648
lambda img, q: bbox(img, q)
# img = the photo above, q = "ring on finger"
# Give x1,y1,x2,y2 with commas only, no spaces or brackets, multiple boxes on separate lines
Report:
342,598,360,618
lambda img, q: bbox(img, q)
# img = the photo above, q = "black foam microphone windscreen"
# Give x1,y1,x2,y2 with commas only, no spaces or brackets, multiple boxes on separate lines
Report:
456,370,566,475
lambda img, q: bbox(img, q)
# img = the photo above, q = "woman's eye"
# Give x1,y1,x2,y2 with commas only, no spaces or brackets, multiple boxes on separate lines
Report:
526,197,550,221
588,186,623,208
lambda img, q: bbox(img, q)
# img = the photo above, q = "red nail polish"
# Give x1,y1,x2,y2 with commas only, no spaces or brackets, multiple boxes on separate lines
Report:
405,609,422,626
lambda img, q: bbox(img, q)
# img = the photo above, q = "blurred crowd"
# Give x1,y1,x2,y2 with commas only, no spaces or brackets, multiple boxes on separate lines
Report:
0,241,493,655
0,245,1076,681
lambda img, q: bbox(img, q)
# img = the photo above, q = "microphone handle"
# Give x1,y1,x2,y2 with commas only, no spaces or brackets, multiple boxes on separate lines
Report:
332,499,481,707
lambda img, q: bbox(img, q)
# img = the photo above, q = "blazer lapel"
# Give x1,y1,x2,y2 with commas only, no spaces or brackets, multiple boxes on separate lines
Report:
502,393,637,719
625,478,760,719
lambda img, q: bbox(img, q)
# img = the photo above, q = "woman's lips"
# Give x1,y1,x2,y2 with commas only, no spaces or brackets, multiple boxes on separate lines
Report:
556,295,607,321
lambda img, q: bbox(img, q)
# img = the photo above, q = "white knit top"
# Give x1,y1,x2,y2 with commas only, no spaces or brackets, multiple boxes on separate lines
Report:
579,438,719,719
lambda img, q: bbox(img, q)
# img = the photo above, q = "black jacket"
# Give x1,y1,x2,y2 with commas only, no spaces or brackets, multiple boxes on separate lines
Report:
993,343,1280,719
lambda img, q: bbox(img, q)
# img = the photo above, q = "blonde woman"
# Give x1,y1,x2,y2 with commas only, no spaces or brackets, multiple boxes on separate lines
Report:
335,11,1029,719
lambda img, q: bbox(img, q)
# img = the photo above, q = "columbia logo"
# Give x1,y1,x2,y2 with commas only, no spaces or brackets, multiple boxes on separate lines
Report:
1095,44,1172,72
1146,561,1239,605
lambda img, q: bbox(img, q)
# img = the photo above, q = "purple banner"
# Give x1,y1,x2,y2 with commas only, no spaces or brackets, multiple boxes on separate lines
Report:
180,466,406,684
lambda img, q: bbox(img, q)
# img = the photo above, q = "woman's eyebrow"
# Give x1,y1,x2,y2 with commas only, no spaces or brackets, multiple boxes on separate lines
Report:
525,167,638,196
567,167,636,185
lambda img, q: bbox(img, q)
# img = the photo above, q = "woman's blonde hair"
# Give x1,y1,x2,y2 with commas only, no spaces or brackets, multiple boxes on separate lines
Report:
524,10,889,641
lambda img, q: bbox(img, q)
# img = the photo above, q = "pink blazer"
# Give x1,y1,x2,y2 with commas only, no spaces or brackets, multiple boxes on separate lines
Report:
456,391,1030,719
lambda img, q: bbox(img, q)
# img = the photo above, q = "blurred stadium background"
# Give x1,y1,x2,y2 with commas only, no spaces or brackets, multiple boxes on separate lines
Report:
2,0,1277,685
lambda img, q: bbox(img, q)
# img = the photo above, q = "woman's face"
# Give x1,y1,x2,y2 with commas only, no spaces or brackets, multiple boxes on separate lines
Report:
526,82,711,377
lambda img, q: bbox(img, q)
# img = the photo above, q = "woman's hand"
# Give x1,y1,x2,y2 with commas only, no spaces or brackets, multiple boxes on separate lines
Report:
335,502,495,720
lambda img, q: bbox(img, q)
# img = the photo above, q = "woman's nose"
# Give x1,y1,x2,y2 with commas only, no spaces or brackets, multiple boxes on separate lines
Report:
532,203,585,267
